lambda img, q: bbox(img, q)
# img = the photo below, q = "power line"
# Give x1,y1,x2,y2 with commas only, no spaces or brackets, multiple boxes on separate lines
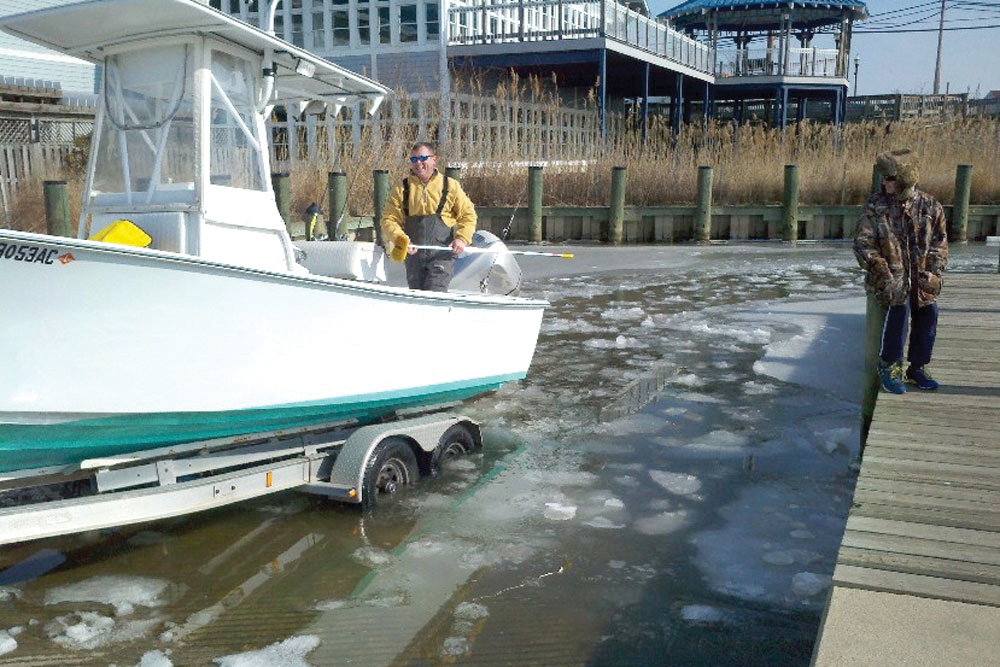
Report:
855,22,1000,32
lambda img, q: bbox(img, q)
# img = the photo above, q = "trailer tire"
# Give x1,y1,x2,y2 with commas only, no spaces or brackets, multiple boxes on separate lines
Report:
429,423,478,476
361,437,419,509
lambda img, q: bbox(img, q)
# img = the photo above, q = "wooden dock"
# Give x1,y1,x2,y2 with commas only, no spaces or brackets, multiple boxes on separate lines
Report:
812,273,1000,667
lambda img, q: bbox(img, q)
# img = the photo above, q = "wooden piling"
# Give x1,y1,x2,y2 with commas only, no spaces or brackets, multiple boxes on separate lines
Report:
327,171,347,239
781,164,799,242
373,169,389,247
860,293,887,454
271,172,291,233
695,165,713,243
445,165,462,182
528,165,543,243
43,180,70,237
609,166,626,245
952,164,972,243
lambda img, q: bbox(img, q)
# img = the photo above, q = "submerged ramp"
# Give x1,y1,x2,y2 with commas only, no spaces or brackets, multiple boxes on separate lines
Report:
812,273,1000,666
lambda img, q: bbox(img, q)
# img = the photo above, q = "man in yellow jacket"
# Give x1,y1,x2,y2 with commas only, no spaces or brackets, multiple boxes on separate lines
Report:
380,142,477,291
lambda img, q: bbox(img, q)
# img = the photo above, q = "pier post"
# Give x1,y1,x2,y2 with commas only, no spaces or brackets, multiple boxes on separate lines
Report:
529,165,543,242
695,165,713,243
870,163,882,194
445,165,462,182
43,180,70,237
373,169,389,247
271,172,291,233
953,164,972,243
861,293,887,454
781,164,799,242
609,166,626,245
327,171,347,239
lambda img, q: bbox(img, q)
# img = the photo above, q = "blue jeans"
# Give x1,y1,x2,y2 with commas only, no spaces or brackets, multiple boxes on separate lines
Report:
880,296,938,368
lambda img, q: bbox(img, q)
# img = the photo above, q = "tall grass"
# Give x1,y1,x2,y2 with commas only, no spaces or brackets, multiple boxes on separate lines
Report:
6,72,1000,233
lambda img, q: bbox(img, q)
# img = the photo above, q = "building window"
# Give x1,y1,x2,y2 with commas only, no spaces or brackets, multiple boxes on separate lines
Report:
332,0,350,46
400,4,418,43
358,4,371,45
311,8,326,49
289,0,305,47
426,2,440,40
378,4,392,45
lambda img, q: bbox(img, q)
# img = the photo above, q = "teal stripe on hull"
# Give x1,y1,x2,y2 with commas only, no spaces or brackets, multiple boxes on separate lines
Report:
0,375,521,473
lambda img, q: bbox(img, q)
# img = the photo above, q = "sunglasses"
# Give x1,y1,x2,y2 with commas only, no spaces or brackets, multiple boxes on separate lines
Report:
409,155,435,163
883,175,898,182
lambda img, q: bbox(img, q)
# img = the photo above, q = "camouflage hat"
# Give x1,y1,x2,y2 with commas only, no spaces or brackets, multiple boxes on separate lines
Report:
875,149,919,199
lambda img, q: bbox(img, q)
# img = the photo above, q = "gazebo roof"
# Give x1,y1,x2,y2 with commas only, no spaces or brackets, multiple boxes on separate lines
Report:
659,0,868,32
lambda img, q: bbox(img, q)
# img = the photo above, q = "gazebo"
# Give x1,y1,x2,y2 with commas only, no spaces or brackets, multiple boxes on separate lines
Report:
659,0,869,126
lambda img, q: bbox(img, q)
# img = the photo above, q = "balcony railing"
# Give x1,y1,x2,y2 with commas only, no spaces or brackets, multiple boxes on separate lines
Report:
447,0,714,75
716,47,843,79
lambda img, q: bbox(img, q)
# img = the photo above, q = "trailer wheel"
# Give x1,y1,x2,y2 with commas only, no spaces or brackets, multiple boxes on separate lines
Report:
361,437,418,508
430,423,479,476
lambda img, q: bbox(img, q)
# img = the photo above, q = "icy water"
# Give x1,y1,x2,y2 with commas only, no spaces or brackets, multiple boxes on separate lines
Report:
0,244,995,667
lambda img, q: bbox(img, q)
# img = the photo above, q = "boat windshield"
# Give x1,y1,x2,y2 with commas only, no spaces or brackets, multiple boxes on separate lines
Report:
92,44,196,204
209,49,266,191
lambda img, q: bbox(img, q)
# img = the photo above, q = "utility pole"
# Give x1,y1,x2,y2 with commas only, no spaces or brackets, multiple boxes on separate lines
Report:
933,0,946,94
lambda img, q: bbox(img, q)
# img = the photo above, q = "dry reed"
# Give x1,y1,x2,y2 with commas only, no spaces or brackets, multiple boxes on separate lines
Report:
5,72,1000,233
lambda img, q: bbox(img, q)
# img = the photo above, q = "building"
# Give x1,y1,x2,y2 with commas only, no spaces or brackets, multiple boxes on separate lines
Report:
0,0,97,99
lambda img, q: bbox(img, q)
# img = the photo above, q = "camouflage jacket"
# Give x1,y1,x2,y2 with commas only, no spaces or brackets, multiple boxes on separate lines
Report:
853,189,949,308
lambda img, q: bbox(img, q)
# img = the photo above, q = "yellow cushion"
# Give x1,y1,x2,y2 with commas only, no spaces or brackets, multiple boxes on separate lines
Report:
89,219,152,247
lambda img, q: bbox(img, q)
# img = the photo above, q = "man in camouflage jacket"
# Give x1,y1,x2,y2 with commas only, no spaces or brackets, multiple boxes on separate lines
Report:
854,149,949,393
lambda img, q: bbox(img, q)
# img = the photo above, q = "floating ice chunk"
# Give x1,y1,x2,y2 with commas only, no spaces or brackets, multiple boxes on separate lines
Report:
137,649,173,667
742,381,777,395
790,529,815,540
608,560,626,569
45,611,161,650
603,306,646,321
613,475,639,487
0,630,16,656
44,576,169,616
687,430,751,452
791,572,832,597
671,373,706,388
633,511,687,535
0,587,21,602
544,502,577,521
351,546,393,568
607,414,670,435
604,498,625,509
405,540,446,558
583,517,626,529
680,604,726,624
649,470,701,496
213,635,320,667
761,551,796,566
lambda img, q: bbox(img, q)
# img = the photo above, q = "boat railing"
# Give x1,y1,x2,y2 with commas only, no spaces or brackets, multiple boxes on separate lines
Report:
447,0,713,74
715,47,843,79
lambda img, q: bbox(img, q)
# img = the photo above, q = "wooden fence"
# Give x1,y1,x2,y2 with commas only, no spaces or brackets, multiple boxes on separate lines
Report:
0,144,75,223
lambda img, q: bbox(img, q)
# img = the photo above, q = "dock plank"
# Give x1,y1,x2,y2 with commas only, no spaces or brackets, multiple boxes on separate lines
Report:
814,273,1000,667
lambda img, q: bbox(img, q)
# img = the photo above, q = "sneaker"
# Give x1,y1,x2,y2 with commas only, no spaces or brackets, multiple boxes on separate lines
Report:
878,360,907,394
906,365,939,390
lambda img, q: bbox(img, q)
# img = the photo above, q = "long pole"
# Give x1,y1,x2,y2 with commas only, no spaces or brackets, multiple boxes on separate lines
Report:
933,0,946,94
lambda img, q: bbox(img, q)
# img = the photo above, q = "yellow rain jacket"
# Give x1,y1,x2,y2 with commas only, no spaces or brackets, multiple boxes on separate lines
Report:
380,171,477,251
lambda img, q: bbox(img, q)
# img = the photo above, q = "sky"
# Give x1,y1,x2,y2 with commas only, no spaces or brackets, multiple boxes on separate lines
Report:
648,0,1000,97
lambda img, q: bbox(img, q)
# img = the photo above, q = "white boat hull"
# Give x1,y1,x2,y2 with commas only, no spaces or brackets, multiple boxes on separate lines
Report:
0,230,545,472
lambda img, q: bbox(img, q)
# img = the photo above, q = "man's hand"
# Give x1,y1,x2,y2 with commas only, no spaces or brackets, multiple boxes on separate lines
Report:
451,238,467,255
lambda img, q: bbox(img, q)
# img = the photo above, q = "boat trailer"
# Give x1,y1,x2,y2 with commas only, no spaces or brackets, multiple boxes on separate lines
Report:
0,412,481,546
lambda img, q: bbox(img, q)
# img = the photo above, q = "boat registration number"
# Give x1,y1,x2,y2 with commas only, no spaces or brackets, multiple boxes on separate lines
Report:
0,242,62,265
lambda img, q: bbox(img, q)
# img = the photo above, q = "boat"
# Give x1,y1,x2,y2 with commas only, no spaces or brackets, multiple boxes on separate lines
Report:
0,0,546,475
